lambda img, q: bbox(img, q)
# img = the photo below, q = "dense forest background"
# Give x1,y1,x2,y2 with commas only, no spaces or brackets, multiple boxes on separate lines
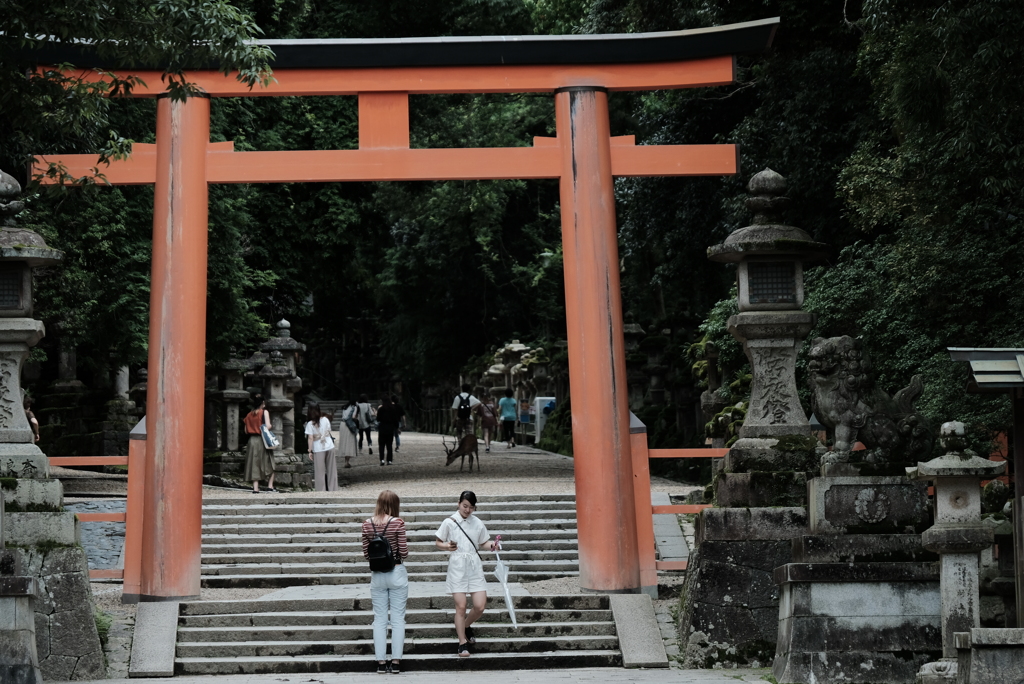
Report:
3,0,1022,450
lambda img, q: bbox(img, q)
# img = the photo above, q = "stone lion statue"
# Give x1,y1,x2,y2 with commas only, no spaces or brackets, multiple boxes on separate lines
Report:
807,336,933,464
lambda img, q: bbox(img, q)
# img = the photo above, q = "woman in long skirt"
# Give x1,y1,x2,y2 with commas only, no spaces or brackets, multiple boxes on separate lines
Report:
242,397,275,493
305,403,338,491
435,490,501,657
338,400,359,468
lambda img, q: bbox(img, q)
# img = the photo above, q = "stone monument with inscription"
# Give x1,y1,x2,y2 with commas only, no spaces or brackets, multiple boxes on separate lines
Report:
679,170,829,667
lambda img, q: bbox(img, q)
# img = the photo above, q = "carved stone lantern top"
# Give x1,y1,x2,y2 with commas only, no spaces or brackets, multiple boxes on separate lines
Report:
910,421,1007,479
0,170,63,268
261,318,305,353
708,168,830,264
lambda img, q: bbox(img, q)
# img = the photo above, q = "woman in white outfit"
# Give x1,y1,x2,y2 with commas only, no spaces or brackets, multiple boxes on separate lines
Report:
304,404,337,491
434,490,500,657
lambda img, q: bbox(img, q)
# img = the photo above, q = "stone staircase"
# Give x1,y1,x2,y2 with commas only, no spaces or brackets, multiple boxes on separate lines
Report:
174,594,619,673
200,495,580,587
174,494,622,672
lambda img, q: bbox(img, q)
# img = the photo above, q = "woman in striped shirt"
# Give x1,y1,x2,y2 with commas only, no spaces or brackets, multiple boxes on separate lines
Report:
362,490,409,674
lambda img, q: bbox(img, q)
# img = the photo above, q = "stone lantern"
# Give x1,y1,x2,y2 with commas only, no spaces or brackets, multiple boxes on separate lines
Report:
219,353,250,452
260,319,305,454
707,168,829,440
0,170,63,442
908,421,1005,683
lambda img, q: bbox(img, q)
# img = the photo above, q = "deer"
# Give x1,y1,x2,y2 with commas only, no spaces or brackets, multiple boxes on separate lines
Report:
443,434,480,472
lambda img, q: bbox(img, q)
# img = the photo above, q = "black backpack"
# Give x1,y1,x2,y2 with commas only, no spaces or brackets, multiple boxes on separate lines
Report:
457,394,473,421
367,519,397,572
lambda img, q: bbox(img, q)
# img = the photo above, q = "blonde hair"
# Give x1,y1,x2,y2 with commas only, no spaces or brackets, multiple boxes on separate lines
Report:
375,490,400,519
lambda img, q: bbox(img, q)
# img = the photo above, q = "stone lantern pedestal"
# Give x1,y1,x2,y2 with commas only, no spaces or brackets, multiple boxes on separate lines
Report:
908,422,1005,683
0,169,105,679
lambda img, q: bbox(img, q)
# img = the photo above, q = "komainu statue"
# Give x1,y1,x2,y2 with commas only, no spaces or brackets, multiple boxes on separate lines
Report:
807,335,933,464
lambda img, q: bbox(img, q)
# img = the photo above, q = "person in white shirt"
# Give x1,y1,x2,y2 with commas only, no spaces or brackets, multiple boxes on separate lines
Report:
304,403,337,491
450,384,480,439
434,490,500,657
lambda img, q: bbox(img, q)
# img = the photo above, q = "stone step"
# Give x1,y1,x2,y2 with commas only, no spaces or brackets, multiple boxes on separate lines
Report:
202,494,576,506
178,608,611,628
178,594,610,615
200,560,580,576
201,521,578,534
201,550,580,564
175,649,621,673
202,510,578,524
201,529,579,543
176,635,620,658
201,502,577,516
178,620,616,643
201,540,579,553
200,571,579,587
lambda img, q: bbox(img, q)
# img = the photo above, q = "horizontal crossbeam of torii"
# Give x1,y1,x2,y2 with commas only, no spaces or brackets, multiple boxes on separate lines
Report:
33,18,778,602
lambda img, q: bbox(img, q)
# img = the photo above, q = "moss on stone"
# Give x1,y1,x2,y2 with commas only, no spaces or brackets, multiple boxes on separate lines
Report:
94,609,113,651
0,477,17,490
772,434,819,453
4,501,63,513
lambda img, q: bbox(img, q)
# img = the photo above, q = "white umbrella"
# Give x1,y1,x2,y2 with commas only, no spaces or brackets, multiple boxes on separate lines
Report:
493,544,517,629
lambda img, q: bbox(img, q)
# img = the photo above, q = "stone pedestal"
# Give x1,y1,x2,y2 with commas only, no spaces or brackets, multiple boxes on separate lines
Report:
772,476,941,683
955,628,1024,684
0,547,43,684
679,507,808,667
0,319,43,444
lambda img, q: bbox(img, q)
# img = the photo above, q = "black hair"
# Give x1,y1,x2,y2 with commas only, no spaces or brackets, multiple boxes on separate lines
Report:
308,403,322,423
359,393,369,402
391,394,400,404
251,394,265,411
379,395,392,406
504,388,514,398
459,490,477,507
461,383,472,393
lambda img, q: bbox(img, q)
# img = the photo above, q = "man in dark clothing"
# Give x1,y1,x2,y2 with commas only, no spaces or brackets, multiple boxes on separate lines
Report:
375,396,400,466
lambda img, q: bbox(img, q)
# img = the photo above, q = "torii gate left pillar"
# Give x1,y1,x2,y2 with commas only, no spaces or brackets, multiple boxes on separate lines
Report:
36,18,778,600
141,95,211,599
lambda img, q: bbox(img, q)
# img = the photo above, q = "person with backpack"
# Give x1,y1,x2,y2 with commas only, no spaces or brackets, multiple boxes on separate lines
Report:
450,384,480,440
434,491,501,658
337,399,359,469
362,490,409,674
356,394,376,455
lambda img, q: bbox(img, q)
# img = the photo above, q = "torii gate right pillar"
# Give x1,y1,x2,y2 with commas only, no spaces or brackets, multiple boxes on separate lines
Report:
556,87,641,592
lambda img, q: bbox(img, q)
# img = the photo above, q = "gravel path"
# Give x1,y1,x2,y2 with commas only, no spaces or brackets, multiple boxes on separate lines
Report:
205,430,698,500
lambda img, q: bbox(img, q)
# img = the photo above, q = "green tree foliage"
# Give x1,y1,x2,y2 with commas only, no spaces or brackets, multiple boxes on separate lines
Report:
804,0,1024,439
1,0,272,171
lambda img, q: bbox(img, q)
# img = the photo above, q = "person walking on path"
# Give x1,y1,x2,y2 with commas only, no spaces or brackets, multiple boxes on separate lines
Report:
362,490,409,674
435,490,501,658
450,384,480,440
375,396,400,466
356,394,376,455
498,388,518,448
305,403,338,491
243,396,276,493
477,394,498,452
391,395,406,452
337,400,359,469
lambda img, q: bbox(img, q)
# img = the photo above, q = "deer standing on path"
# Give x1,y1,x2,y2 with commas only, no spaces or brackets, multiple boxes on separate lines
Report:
443,434,480,472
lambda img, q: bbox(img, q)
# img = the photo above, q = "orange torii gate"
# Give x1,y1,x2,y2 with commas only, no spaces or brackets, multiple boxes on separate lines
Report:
36,18,777,601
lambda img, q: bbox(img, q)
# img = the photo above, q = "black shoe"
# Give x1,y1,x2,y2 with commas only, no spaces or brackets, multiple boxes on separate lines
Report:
380,460,385,466
464,625,476,643
377,661,388,674
369,447,373,455
389,662,401,674
387,461,393,465
458,643,471,657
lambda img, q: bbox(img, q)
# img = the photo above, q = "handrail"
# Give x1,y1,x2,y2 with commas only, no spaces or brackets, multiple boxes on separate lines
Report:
49,456,129,466
629,411,723,593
